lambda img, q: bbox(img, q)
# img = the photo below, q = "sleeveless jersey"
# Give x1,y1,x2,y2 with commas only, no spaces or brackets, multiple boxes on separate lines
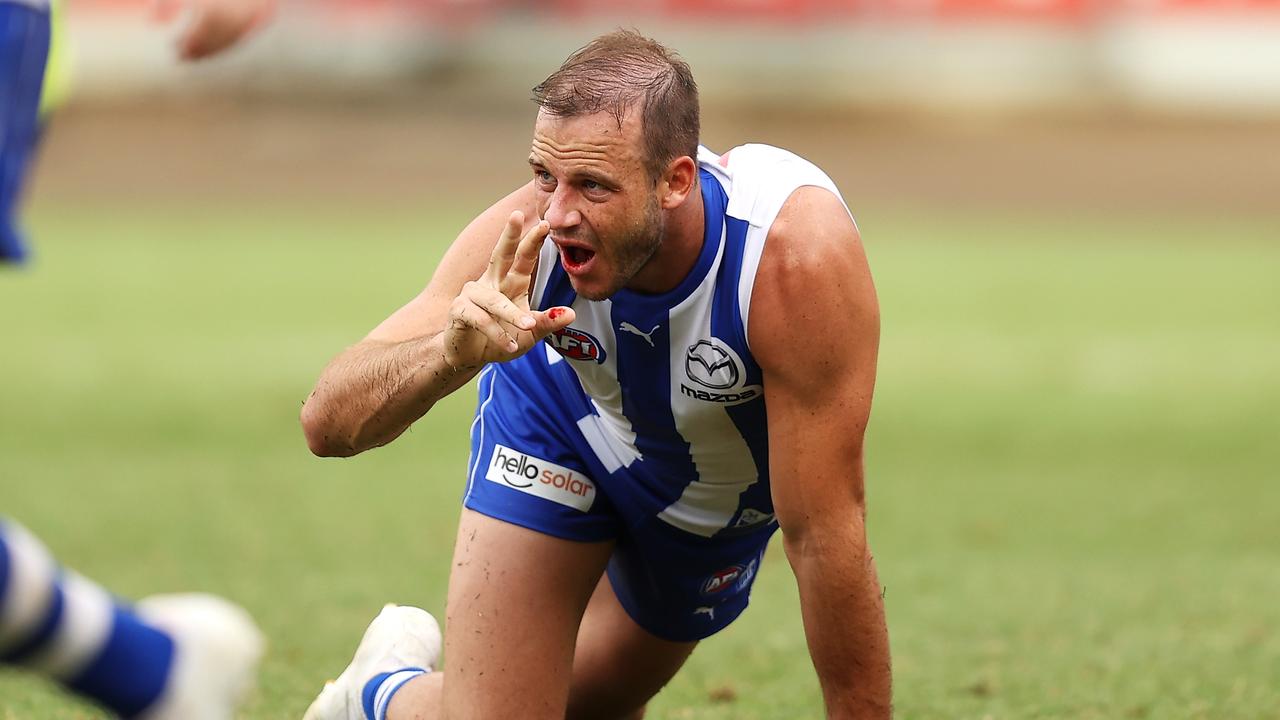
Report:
528,144,849,539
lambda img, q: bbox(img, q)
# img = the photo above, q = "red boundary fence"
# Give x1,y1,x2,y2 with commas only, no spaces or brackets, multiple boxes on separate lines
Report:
72,0,1280,25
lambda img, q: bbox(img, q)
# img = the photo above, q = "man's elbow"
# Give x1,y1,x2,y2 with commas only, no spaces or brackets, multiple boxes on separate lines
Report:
299,399,358,458
779,507,868,564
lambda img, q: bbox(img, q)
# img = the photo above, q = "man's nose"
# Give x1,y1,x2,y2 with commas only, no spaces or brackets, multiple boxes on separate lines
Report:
543,186,582,231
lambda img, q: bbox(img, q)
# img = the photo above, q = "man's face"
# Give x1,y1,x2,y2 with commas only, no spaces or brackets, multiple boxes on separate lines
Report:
528,108,665,301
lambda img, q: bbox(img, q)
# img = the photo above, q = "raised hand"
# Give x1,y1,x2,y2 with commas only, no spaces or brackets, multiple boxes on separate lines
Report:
153,0,274,61
442,211,575,371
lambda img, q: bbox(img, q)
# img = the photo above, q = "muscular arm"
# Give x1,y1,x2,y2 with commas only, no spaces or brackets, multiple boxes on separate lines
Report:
751,187,890,719
300,183,554,457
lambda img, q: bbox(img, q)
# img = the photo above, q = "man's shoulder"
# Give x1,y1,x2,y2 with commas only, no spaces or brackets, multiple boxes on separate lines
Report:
699,143,846,230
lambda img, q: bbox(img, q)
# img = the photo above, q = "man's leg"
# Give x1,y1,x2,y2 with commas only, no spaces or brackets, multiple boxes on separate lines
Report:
564,576,698,720
382,509,616,720
0,519,263,719
0,1,50,265
381,514,696,720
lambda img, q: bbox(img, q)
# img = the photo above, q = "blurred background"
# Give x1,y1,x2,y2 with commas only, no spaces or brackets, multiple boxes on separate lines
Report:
3,1,1278,718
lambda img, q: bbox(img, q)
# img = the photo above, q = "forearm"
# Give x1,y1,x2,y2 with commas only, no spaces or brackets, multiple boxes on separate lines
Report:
300,333,478,457
785,527,892,720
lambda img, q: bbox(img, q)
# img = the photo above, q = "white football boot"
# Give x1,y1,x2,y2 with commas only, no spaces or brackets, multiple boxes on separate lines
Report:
135,593,266,720
303,604,441,720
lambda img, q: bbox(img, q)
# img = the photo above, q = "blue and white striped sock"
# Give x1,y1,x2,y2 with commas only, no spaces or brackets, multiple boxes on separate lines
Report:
361,667,428,720
0,520,175,718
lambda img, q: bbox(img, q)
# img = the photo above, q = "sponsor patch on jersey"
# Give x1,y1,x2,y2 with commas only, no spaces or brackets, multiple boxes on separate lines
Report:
700,558,758,596
485,444,596,512
681,338,763,406
546,327,607,364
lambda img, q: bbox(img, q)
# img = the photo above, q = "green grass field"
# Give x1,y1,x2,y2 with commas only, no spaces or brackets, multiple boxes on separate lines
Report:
2,202,1278,719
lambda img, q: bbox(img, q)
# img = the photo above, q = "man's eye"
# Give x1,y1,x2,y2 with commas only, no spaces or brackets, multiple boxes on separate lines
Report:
535,170,554,184
583,180,602,191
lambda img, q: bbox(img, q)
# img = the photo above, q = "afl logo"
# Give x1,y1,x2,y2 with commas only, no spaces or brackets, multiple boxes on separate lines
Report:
685,340,739,389
547,327,606,364
700,565,746,595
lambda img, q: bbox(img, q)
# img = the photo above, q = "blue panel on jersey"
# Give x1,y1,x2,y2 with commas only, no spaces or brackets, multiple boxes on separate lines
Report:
709,210,772,536
539,255,577,312
714,214,761,383
718,399,773,537
611,299,697,512
607,170,730,511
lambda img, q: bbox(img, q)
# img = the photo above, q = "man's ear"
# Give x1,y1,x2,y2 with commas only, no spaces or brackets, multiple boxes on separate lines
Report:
660,156,698,210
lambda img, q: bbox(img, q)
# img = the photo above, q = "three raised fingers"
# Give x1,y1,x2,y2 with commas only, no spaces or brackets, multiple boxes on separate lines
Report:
464,281,535,332
485,211,550,291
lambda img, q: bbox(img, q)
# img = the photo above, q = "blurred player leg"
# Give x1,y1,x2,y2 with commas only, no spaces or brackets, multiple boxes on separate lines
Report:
0,519,264,719
0,0,50,265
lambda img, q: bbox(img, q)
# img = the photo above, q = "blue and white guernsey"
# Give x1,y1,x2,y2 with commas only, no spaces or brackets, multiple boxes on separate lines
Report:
463,143,850,640
535,144,845,537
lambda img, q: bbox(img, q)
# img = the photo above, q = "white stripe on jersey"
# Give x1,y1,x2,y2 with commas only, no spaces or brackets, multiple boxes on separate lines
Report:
656,225,760,538
561,298,644,468
712,144,850,350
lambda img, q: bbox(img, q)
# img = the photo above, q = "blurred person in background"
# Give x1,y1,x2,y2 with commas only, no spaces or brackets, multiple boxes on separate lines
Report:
301,30,891,720
2,1,271,718
1,0,273,265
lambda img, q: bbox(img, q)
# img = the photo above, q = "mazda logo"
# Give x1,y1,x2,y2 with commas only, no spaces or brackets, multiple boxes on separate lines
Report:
685,340,739,390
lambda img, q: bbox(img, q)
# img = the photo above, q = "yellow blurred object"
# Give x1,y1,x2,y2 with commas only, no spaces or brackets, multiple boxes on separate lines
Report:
39,0,73,118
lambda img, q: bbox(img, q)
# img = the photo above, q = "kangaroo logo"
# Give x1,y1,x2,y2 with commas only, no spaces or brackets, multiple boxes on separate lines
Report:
685,340,739,390
693,606,716,620
618,321,660,347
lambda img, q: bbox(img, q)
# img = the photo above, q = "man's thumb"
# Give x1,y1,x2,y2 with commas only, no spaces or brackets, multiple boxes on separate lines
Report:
534,306,576,338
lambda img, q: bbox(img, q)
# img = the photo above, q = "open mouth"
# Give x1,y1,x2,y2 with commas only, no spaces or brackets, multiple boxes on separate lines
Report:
557,243,597,274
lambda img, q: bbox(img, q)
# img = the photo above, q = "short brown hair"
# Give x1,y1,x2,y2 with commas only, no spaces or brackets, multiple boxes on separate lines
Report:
532,30,700,181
